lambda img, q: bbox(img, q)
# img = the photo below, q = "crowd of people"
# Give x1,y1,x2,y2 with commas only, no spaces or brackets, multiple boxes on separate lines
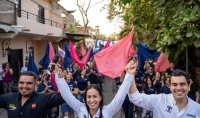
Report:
0,56,199,118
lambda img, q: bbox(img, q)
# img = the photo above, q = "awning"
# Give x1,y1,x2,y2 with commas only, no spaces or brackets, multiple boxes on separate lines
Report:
0,24,18,34
0,24,18,38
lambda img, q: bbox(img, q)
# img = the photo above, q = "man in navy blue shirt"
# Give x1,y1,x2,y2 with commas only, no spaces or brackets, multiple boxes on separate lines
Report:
86,62,99,84
165,62,175,77
144,66,155,81
0,71,64,118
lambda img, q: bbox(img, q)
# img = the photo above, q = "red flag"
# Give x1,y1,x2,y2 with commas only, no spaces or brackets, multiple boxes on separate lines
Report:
94,29,134,79
49,42,55,62
69,41,84,68
82,49,91,64
80,43,87,57
155,53,169,72
129,46,136,58
102,38,110,50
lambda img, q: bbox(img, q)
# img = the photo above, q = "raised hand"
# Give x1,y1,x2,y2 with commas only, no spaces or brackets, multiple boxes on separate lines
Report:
125,60,138,75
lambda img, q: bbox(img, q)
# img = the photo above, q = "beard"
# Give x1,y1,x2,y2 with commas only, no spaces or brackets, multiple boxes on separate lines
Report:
19,88,33,98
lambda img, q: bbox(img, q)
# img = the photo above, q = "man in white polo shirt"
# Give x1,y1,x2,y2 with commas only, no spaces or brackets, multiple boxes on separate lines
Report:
129,69,200,118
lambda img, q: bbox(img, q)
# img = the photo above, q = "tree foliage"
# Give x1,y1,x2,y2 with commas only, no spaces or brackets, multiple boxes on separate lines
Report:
108,0,200,63
65,21,81,33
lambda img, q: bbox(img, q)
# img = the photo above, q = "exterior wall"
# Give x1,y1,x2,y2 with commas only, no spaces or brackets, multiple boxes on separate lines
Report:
0,35,49,68
16,0,62,37
33,40,49,68
17,17,62,37
62,13,75,27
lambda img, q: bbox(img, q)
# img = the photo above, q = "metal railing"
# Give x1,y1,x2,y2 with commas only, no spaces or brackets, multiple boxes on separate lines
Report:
16,8,61,28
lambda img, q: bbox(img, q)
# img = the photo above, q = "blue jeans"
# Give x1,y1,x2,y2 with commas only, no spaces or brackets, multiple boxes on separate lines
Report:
77,94,84,103
122,99,134,118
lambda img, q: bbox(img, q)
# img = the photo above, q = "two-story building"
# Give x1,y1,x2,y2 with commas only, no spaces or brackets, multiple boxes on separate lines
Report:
0,0,76,84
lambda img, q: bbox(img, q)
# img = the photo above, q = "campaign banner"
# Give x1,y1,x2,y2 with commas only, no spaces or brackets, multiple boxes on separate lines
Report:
95,38,118,48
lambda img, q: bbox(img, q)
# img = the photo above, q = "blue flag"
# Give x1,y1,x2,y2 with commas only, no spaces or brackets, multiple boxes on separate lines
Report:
136,43,160,76
64,42,71,69
94,43,104,54
28,53,39,75
39,43,50,69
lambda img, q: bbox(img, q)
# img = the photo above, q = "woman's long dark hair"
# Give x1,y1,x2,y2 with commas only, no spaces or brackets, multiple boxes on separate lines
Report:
84,84,104,118
3,62,10,69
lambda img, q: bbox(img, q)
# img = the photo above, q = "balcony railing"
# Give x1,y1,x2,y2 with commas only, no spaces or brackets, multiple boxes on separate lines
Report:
16,8,61,28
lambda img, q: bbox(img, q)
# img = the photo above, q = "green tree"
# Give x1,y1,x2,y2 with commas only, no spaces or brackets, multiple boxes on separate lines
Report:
65,21,81,33
108,0,200,86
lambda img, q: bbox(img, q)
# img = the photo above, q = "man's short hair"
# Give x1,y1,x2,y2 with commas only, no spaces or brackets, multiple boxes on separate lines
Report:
170,69,190,84
20,71,37,81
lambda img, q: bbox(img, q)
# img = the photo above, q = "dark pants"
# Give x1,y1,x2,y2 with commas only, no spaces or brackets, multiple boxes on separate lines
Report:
0,81,4,95
122,99,134,118
47,108,52,118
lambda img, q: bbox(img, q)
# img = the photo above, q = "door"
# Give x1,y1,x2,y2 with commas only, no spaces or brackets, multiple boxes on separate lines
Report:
8,49,23,81
8,49,23,92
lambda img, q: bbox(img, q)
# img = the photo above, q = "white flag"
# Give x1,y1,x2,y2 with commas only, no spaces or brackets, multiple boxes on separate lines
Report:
57,46,65,58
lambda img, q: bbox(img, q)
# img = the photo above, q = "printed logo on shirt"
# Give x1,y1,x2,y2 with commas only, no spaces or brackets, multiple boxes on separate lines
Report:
31,103,36,108
166,105,172,113
9,104,17,110
187,114,196,118
83,114,87,118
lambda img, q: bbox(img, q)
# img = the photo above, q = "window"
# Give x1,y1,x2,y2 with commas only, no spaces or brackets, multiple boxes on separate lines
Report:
16,0,21,17
38,5,45,24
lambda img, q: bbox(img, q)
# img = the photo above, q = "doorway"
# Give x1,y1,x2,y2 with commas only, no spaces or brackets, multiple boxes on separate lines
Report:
8,49,23,92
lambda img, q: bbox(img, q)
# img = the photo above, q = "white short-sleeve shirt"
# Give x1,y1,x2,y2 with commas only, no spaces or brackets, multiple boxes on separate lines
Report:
129,91,200,118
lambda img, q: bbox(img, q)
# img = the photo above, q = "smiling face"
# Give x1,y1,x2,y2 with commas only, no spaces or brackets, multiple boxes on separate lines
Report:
147,78,152,86
86,88,102,111
170,76,190,102
18,75,36,98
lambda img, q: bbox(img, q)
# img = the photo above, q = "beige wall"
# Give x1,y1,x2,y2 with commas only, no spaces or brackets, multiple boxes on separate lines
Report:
21,0,38,15
20,0,62,25
0,35,50,68
17,17,62,37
